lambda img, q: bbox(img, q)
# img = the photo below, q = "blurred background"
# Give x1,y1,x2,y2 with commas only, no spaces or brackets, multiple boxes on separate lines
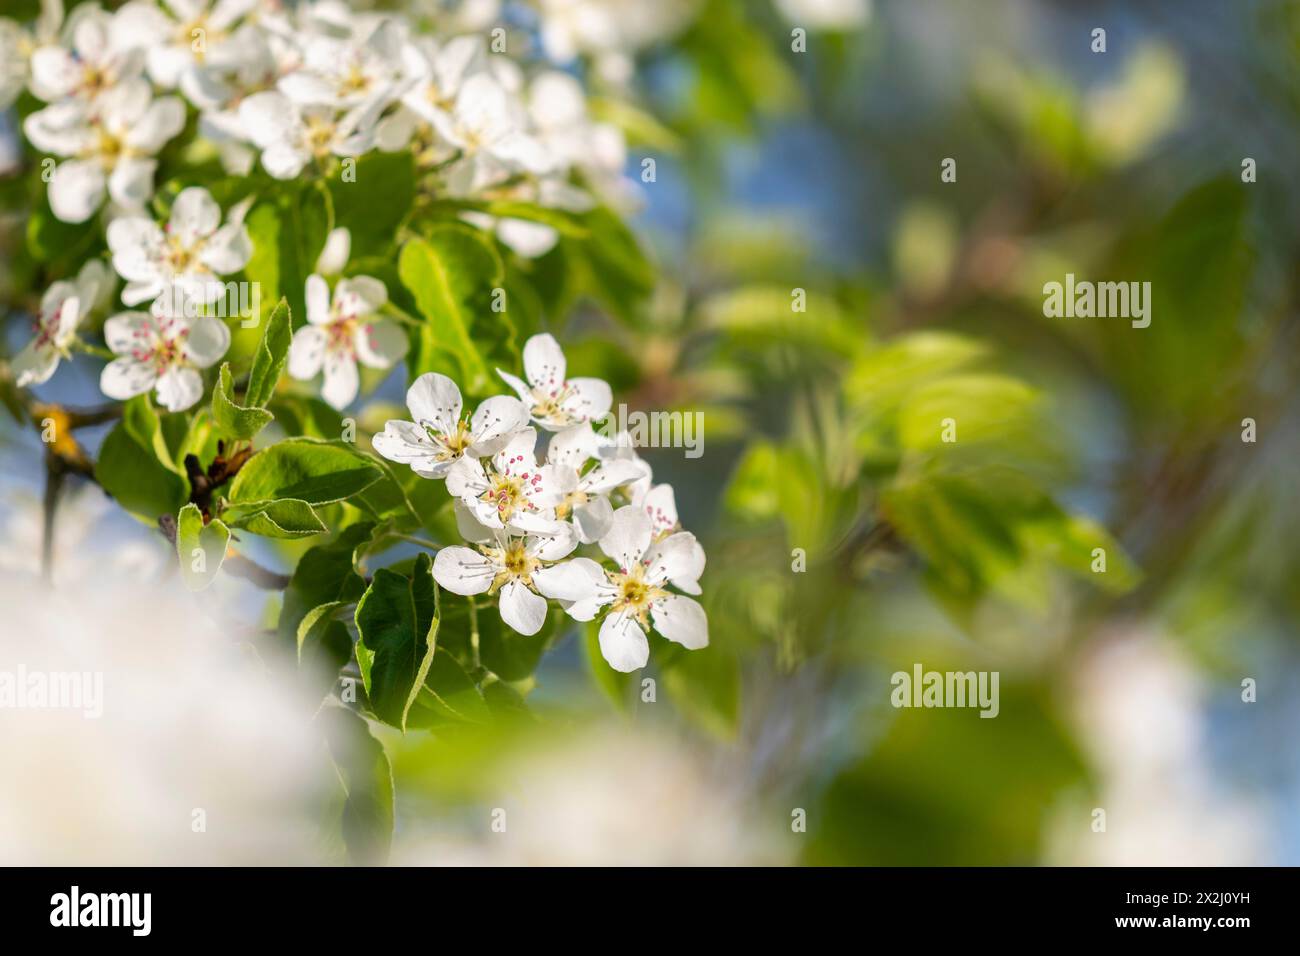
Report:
3,0,1299,865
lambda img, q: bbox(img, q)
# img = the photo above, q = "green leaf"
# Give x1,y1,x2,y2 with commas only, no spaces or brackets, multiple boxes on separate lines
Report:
408,648,490,725
244,297,292,409
320,704,394,866
661,641,741,739
353,553,440,729
296,602,353,703
228,439,381,506
278,522,373,644
211,362,274,439
94,396,190,519
175,503,230,591
328,151,415,257
222,498,327,538
399,227,504,396
478,605,563,682
563,206,654,326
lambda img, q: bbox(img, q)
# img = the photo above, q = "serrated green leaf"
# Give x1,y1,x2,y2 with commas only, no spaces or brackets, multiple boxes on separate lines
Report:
354,552,440,729
222,497,327,538
244,297,292,408
399,227,503,396
228,439,381,506
320,704,393,865
212,362,274,439
94,396,190,520
175,502,230,591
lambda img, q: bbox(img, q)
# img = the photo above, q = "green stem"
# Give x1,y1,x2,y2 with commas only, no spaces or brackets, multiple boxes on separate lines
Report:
468,596,481,670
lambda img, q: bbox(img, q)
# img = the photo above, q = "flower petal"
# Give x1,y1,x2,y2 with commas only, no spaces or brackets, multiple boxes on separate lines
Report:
184,316,231,368
169,187,221,243
599,505,651,574
100,357,156,401
432,545,495,596
199,222,253,274
305,274,332,325
561,376,612,423
498,578,547,636
354,319,408,369
284,326,326,384
155,366,204,412
598,610,649,672
650,594,709,650
532,557,606,603
523,332,566,391
467,395,529,456
405,372,462,436
48,159,106,223
321,352,360,410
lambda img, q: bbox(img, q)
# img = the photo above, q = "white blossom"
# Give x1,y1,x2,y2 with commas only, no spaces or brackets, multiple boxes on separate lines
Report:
11,261,109,388
557,505,708,672
287,273,406,411
23,81,184,222
100,302,230,411
497,333,612,431
371,372,529,479
107,186,252,307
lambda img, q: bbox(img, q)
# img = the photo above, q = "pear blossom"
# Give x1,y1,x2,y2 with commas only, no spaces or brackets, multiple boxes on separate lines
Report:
278,16,408,109
497,333,612,431
546,423,646,542
12,262,110,388
237,89,384,180
371,372,530,479
110,0,259,93
107,187,252,308
445,427,567,535
23,81,185,222
287,274,407,411
557,505,708,672
28,6,144,104
432,527,587,637
100,305,230,412
432,72,553,192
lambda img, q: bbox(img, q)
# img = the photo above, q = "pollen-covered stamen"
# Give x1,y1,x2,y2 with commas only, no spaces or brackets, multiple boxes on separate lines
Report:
608,564,667,628
483,541,538,593
482,454,545,522
528,381,579,426
324,316,358,358
555,488,589,520
421,416,474,462
125,315,190,374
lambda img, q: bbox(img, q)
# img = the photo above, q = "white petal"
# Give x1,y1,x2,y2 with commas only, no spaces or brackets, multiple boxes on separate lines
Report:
28,47,80,101
492,426,539,475
646,532,706,593
496,218,558,258
643,483,680,535
405,372,462,436
261,141,309,180
12,340,60,388
532,557,606,602
495,367,531,403
107,217,164,279
523,332,566,391
155,366,204,412
445,456,489,501
321,352,360,410
238,91,299,148
48,159,106,223
199,223,253,274
316,227,351,274
354,319,407,369
287,325,327,380
432,546,494,596
562,376,612,423
546,422,599,469
23,101,92,155
100,357,156,401
334,276,387,317
525,522,577,561
573,496,614,543
183,316,230,368
582,459,645,494
107,157,158,211
598,611,649,672
599,505,652,574
467,395,529,456
651,595,709,650
498,579,547,636
123,97,185,153
305,274,332,325
169,187,221,243
371,420,438,472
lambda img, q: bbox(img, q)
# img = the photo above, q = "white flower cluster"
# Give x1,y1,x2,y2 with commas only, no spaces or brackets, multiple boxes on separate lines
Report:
373,332,708,672
6,1,628,252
